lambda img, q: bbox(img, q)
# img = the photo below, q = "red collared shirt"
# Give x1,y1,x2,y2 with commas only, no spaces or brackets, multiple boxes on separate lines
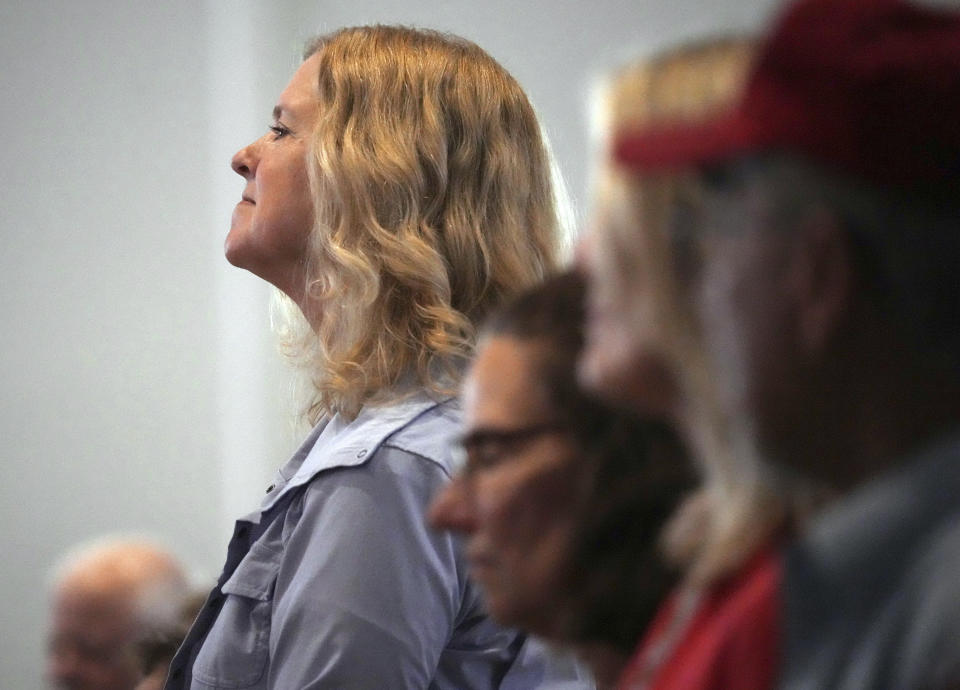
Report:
618,544,781,690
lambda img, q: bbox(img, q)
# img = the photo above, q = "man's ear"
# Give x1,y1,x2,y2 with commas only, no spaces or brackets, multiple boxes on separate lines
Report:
788,208,854,353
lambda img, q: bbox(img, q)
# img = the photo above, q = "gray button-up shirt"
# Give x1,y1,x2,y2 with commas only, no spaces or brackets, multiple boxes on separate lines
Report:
166,393,592,689
781,430,960,689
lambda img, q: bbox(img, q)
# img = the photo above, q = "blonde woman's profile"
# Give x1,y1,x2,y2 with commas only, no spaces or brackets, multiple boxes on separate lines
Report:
166,25,589,690
580,36,821,689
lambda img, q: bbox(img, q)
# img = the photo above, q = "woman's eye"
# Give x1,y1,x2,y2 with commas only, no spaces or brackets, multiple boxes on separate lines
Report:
269,124,290,139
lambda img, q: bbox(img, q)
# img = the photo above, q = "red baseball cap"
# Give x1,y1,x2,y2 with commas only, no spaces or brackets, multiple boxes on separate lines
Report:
615,0,960,187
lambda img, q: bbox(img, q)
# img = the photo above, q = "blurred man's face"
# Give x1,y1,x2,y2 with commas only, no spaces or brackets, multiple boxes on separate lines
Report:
579,167,679,418
47,582,141,690
688,171,802,467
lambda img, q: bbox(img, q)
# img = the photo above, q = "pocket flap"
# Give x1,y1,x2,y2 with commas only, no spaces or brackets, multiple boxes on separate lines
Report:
221,541,281,601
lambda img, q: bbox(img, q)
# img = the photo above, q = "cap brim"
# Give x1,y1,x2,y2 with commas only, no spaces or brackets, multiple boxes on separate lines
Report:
614,110,761,172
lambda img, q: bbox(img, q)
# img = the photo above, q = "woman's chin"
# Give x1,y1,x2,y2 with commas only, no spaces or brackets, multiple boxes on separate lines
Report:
578,336,632,405
222,233,266,279
579,342,676,418
223,228,246,267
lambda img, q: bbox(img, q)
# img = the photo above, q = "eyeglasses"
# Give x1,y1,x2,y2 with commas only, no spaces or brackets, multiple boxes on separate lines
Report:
454,422,567,475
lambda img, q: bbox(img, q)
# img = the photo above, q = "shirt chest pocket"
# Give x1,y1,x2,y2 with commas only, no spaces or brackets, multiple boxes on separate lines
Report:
192,541,282,689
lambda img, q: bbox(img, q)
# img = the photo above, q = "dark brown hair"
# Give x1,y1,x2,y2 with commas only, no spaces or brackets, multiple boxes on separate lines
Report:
483,271,694,652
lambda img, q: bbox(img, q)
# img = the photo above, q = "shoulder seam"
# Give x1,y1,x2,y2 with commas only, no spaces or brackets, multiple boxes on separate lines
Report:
379,441,454,480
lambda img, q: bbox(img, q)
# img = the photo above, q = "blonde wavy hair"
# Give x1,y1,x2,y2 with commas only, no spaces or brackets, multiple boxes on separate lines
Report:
276,26,561,422
595,37,823,585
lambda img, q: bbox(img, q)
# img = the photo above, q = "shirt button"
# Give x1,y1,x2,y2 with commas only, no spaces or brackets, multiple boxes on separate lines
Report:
356,449,368,459
265,484,275,493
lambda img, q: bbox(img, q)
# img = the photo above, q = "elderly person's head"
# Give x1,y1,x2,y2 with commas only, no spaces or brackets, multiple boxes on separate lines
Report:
612,0,960,491
579,36,809,584
228,25,561,421
580,37,756,418
47,538,189,690
429,272,693,683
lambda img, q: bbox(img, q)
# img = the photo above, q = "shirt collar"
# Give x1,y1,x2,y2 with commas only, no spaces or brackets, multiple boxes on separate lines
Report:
795,427,960,581
259,392,449,512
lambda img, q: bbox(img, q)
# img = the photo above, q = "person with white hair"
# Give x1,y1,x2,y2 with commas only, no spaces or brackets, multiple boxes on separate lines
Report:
47,537,190,690
607,0,960,687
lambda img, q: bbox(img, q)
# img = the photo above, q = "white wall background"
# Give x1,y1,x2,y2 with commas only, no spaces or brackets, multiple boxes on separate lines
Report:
0,1,782,687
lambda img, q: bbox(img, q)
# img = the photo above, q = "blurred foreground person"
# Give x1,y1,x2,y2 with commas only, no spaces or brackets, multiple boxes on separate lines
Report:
167,25,577,689
612,0,960,687
430,272,695,687
47,537,189,690
582,37,820,689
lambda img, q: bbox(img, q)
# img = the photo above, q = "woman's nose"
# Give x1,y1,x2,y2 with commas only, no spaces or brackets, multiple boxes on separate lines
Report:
231,141,257,178
573,228,596,271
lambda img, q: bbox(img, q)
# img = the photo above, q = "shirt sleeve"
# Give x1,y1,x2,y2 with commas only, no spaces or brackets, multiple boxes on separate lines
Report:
266,443,462,689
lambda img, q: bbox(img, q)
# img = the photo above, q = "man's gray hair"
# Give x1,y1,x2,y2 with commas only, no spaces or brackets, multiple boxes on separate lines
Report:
49,535,191,636
710,153,960,364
